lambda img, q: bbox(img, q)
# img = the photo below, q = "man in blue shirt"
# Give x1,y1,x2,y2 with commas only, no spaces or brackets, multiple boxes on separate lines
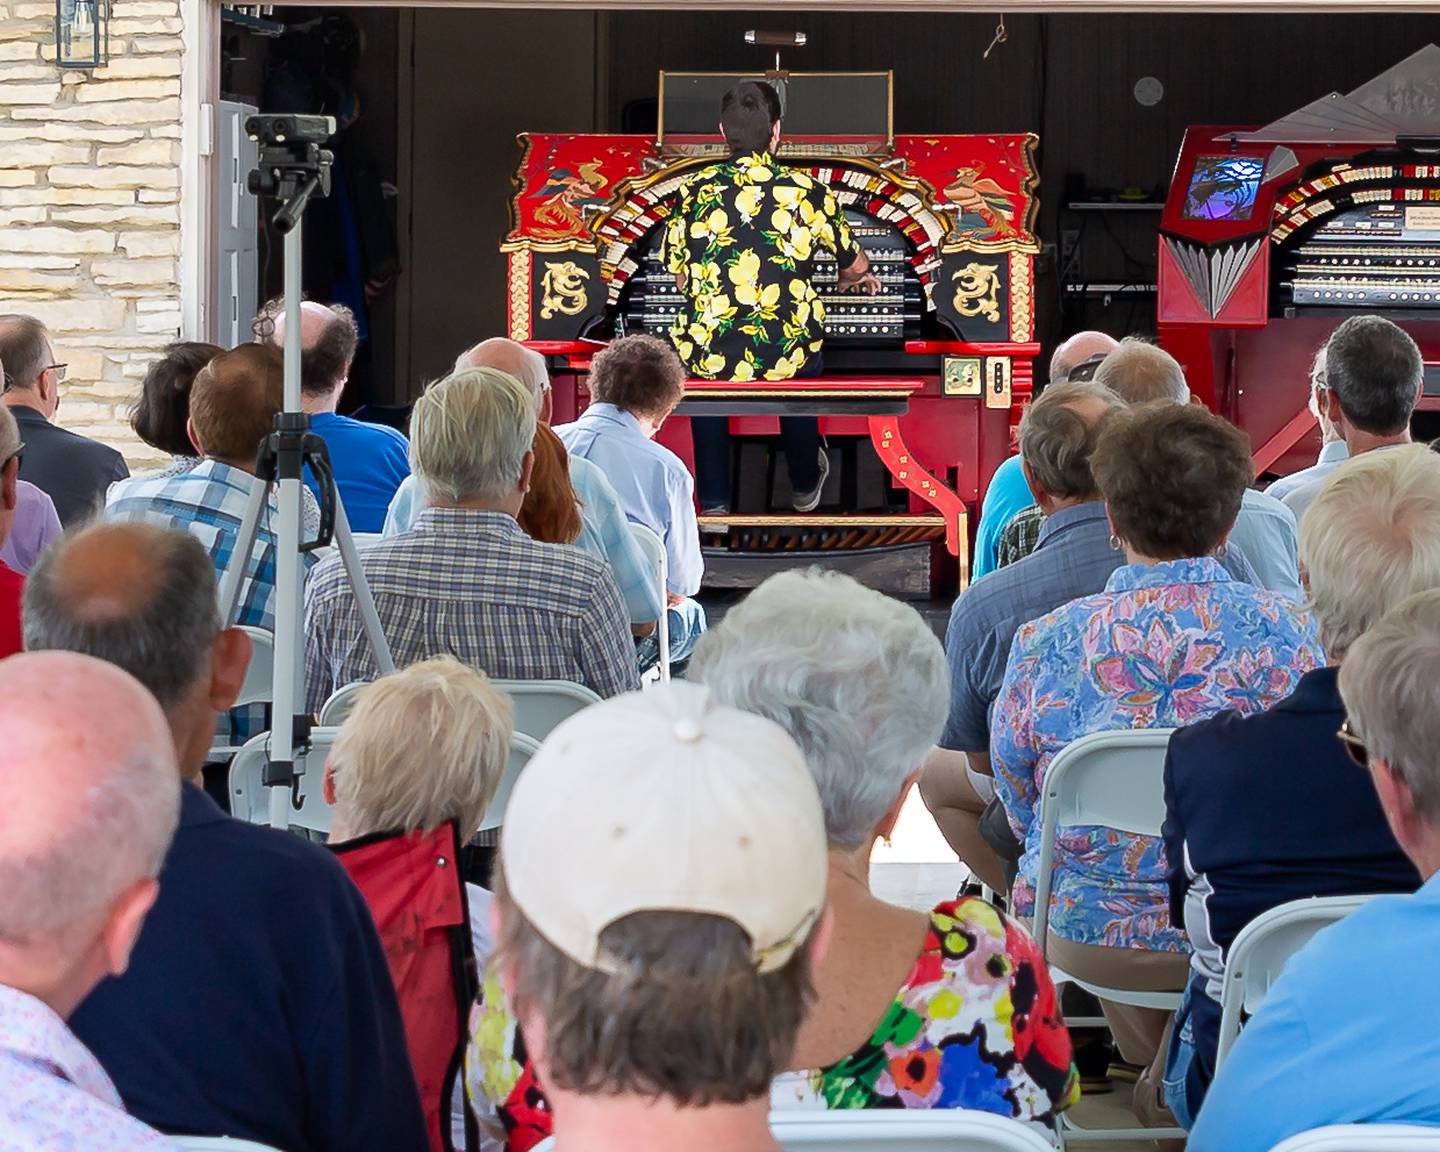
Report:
265,300,411,533
970,331,1118,580
1190,586,1440,1151
25,520,428,1152
556,334,706,665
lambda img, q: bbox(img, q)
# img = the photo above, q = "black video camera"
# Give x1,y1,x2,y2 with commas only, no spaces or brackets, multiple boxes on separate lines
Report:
244,113,335,148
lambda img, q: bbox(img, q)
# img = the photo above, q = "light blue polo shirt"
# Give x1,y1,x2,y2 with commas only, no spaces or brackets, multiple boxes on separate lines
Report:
972,455,1034,580
1189,871,1440,1151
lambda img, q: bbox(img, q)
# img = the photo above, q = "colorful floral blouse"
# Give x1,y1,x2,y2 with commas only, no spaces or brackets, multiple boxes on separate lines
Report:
661,150,859,382
463,898,1078,1150
992,557,1323,952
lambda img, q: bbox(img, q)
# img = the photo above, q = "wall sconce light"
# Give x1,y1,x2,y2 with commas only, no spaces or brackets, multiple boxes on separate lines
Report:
56,0,108,69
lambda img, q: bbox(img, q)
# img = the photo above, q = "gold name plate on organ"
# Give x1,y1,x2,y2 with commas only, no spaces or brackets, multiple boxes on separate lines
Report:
1407,206,1440,230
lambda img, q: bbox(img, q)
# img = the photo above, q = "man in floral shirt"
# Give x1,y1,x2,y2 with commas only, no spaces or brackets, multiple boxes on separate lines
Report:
662,80,878,515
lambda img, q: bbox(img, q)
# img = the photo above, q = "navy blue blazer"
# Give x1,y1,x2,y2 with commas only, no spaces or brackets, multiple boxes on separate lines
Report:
71,782,427,1152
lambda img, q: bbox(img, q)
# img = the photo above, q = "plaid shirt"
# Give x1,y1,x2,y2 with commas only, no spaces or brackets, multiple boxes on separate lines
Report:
996,504,1043,569
105,459,320,740
304,507,640,712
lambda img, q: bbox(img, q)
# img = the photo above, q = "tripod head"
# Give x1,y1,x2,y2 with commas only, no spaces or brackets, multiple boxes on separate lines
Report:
245,114,335,234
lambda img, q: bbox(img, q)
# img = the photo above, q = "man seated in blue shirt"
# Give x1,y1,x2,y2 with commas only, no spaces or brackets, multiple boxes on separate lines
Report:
264,299,411,533
1159,445,1435,1128
1264,346,1349,504
1190,585,1440,1151
555,334,706,666
25,520,428,1152
383,337,664,637
970,330,1118,580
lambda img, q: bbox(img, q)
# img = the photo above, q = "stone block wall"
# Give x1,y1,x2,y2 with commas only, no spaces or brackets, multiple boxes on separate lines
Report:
0,0,185,466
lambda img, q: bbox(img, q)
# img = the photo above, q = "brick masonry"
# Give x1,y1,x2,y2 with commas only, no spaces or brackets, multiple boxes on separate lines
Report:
0,0,184,466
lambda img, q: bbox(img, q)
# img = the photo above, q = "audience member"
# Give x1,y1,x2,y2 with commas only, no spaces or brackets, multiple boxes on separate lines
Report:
307,367,639,710
0,313,128,524
971,330,1119,580
326,655,513,1149
922,381,1126,891
263,299,412,532
386,338,662,634
106,343,319,739
1278,315,1422,523
556,334,706,663
1264,345,1348,503
27,521,428,1152
0,406,27,658
697,570,1078,1122
0,481,61,575
467,681,829,1152
992,402,1322,1096
0,650,179,1149
1002,338,1303,598
519,424,583,544
1190,587,1440,1150
1158,446,1437,1127
129,340,222,479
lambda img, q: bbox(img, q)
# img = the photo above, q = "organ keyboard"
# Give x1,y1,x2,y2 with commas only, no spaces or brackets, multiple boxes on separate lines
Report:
1278,203,1440,310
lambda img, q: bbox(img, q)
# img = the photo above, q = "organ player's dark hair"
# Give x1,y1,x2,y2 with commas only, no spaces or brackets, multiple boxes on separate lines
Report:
720,81,782,153
1324,315,1422,436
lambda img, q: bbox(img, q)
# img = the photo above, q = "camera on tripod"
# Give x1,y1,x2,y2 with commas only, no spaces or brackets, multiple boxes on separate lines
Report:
245,114,335,235
245,113,335,148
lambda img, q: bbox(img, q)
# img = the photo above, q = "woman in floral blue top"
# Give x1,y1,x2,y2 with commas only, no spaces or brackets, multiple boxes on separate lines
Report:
992,402,1323,1088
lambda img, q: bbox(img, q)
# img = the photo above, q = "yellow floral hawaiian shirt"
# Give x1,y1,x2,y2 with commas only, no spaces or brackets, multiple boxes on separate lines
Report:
662,150,859,382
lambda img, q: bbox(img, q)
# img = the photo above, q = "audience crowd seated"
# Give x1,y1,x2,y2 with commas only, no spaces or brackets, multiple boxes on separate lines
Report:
971,330,1119,579
992,401,1323,1099
306,365,640,712
555,334,707,664
326,655,514,1151
1276,314,1420,523
469,681,830,1152
0,406,28,659
1191,587,1440,1150
262,299,412,533
386,338,663,636
1158,444,1439,1127
996,339,1301,600
25,521,427,1152
0,313,129,525
0,651,179,1149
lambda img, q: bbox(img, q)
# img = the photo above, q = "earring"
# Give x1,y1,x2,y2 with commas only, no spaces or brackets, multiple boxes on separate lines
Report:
1109,534,1122,551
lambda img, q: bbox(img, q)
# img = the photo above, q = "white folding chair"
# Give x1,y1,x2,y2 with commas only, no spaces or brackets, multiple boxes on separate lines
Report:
1215,894,1373,1070
207,626,277,761
628,521,670,684
173,1138,288,1151
227,727,340,834
492,678,601,744
479,732,542,833
1270,1126,1440,1152
770,1109,1055,1152
318,680,368,727
1030,727,1184,1145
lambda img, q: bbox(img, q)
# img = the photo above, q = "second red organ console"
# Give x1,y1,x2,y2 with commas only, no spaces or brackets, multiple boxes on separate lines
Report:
1159,45,1440,478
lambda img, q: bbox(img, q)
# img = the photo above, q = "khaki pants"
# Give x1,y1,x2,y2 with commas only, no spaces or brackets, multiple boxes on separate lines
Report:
1046,937,1189,1067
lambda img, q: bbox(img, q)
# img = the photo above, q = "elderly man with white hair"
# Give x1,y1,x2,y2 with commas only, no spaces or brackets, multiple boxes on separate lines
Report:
385,338,662,635
0,651,180,1149
1263,345,1349,504
1155,444,1437,1129
1189,582,1440,1150
262,298,411,532
305,366,639,711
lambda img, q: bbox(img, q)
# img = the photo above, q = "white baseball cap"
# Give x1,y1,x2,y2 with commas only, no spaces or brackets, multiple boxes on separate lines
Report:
500,681,829,974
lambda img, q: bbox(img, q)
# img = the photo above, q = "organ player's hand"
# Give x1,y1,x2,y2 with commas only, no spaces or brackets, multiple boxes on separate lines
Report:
843,272,883,296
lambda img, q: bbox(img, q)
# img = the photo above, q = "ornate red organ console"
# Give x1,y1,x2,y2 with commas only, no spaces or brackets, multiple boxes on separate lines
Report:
500,72,1040,588
1158,46,1440,478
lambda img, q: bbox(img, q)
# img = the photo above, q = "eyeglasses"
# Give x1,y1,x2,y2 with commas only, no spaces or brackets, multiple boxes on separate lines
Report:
1337,717,1369,768
44,363,67,383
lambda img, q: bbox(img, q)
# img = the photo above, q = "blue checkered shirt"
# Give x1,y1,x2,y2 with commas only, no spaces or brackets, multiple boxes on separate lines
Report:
304,507,641,712
104,459,319,740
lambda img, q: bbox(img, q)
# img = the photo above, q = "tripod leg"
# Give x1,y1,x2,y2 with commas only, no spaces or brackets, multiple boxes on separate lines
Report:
217,479,272,628
329,496,397,676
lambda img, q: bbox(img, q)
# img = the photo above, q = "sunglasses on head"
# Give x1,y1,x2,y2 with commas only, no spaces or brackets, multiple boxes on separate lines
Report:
1337,717,1369,769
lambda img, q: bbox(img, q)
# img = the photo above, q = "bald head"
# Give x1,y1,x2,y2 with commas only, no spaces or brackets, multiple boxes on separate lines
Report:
1049,331,1120,384
25,521,223,712
456,338,550,405
0,652,178,952
262,298,358,398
